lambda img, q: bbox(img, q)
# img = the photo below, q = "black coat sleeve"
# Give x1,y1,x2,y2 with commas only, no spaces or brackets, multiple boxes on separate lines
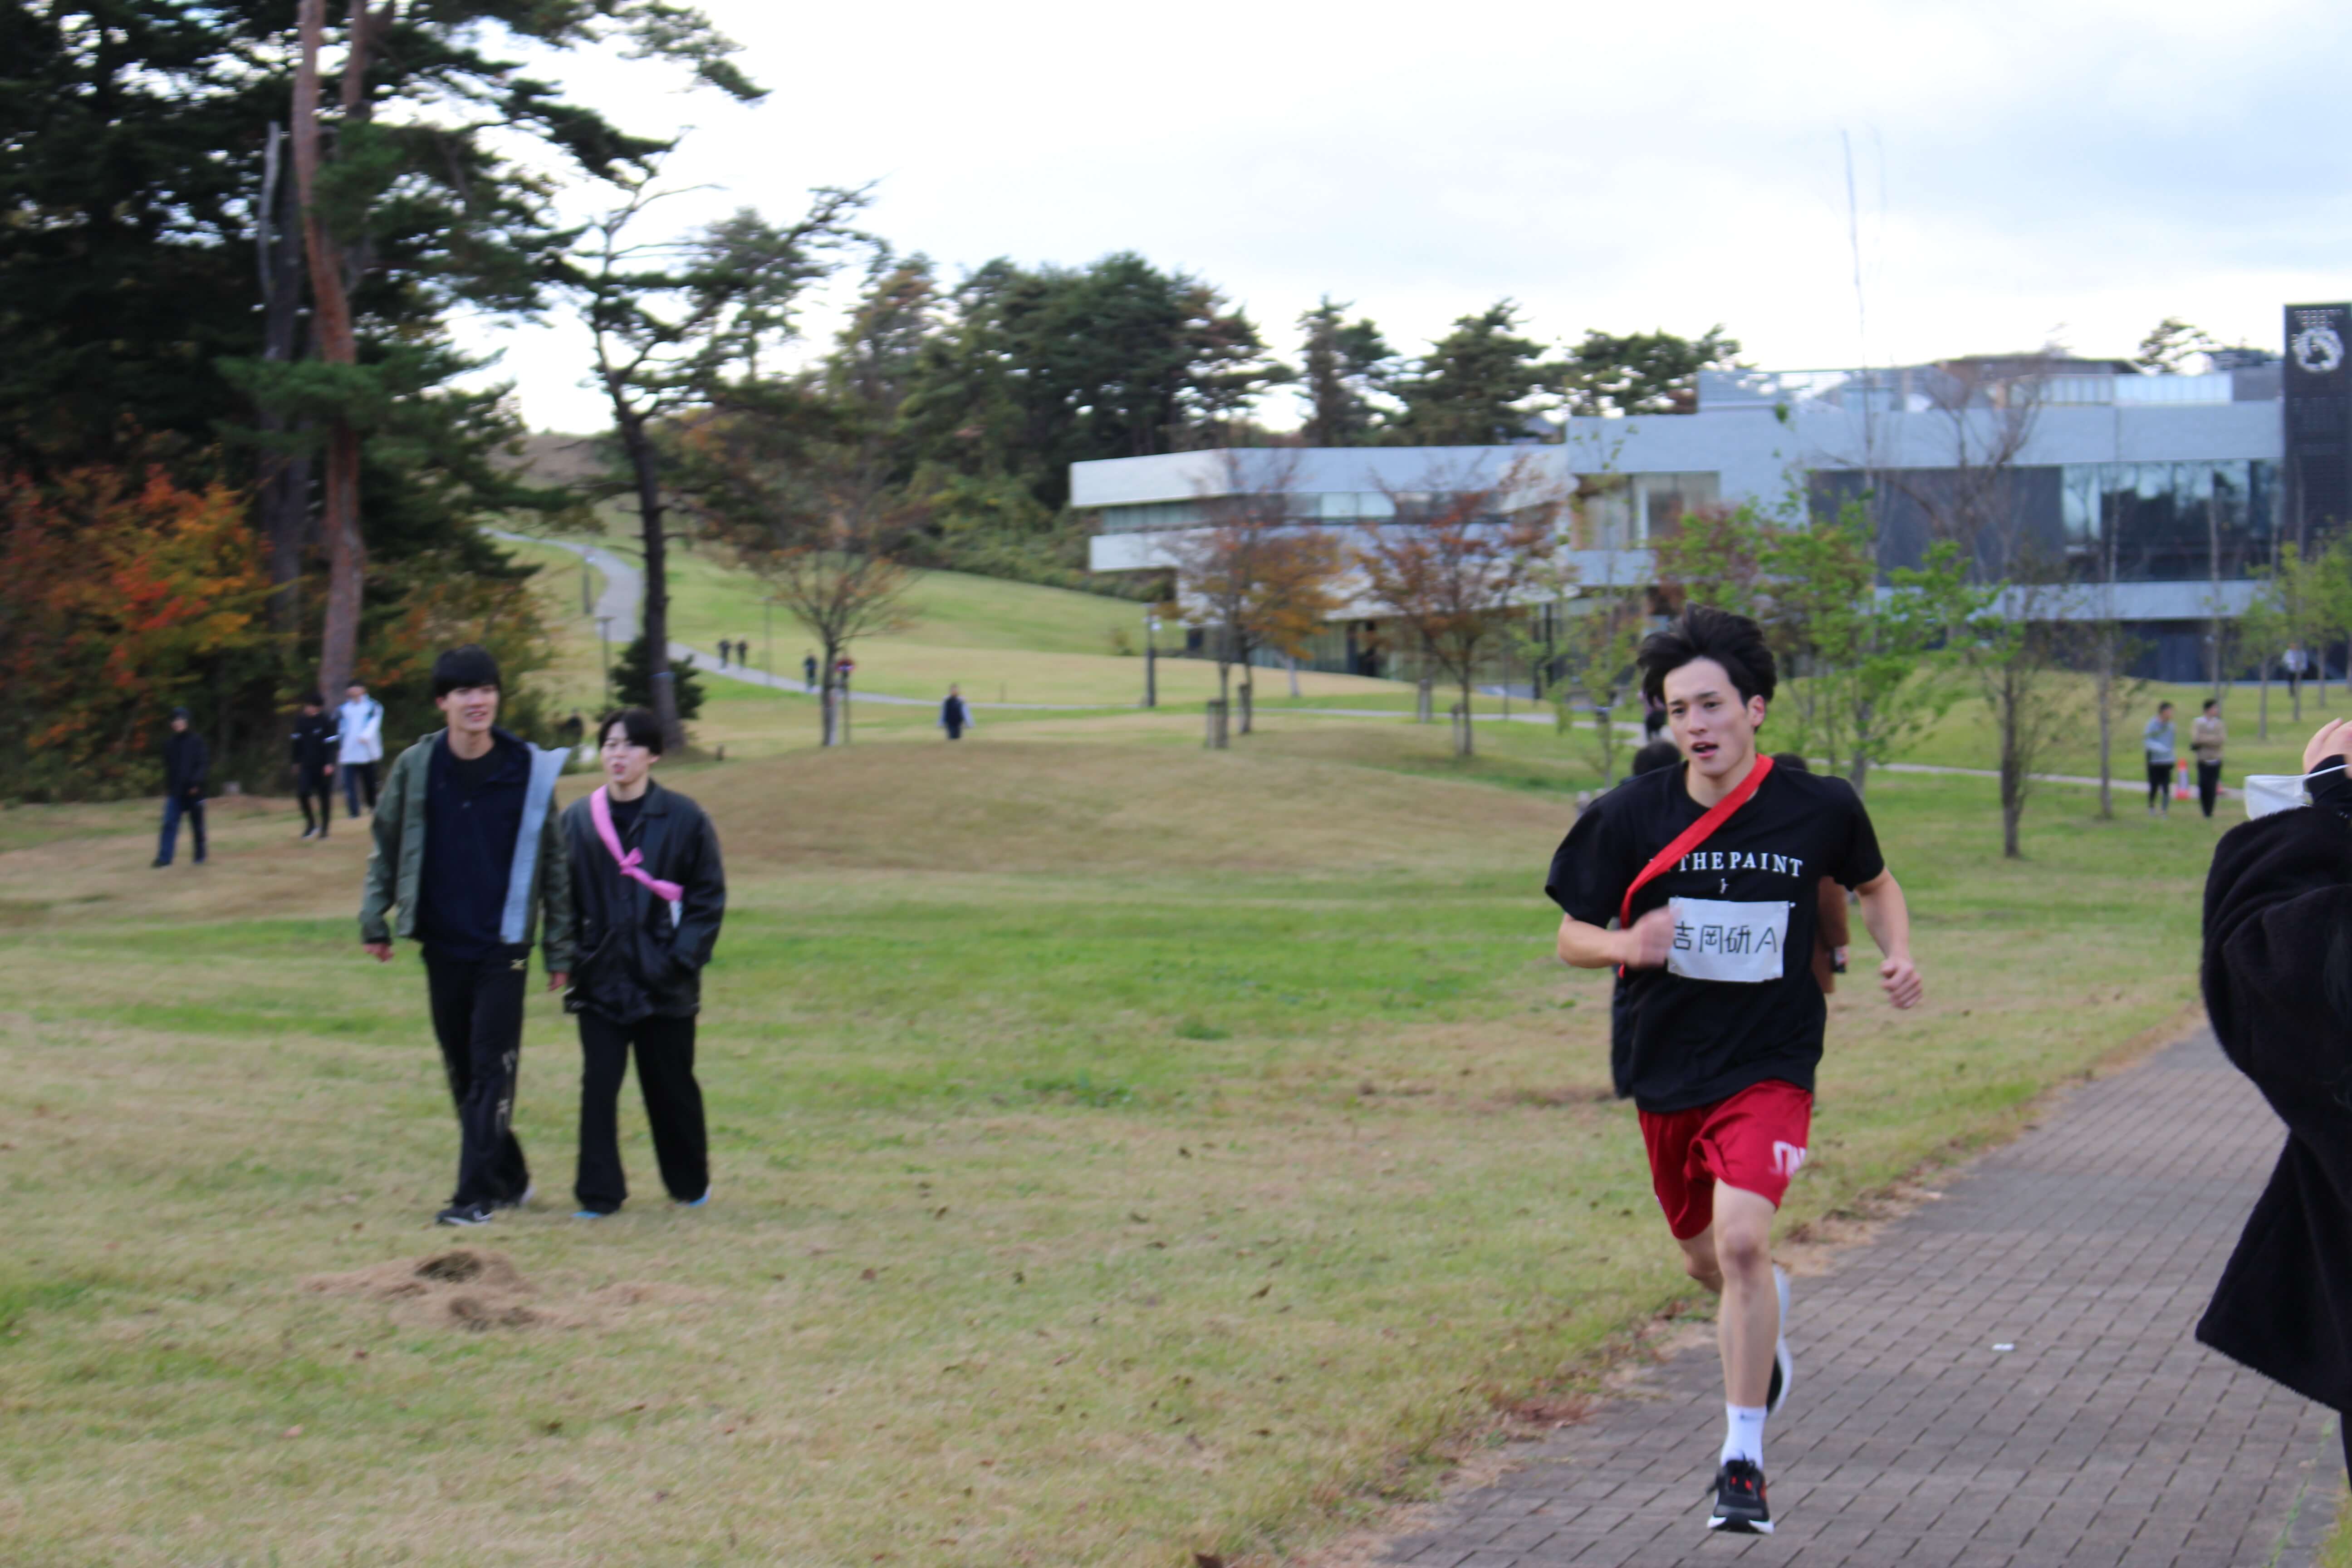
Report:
669,805,726,973
2195,806,2352,1414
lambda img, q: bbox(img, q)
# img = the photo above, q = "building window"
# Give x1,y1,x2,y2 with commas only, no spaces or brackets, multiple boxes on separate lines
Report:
1575,472,1720,548
2061,461,2279,582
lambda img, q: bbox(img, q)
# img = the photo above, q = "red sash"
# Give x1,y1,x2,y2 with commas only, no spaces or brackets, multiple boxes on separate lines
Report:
1616,755,1775,972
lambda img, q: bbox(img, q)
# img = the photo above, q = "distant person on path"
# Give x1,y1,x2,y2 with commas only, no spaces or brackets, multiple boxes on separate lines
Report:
358,645,573,1228
155,707,209,867
1771,753,1853,992
802,652,817,693
337,680,383,817
941,684,971,741
715,639,727,668
290,693,339,840
1547,606,1921,1537
1644,691,1669,741
2283,645,2307,702
1628,739,1681,776
2192,699,2226,820
2198,716,2352,1479
561,706,725,1218
2144,701,2177,816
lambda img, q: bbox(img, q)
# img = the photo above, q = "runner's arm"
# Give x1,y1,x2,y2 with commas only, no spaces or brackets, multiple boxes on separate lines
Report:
1556,908,1675,970
1853,870,1923,1008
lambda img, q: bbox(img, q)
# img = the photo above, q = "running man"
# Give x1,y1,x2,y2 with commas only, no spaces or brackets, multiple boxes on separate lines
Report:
1546,606,1923,1535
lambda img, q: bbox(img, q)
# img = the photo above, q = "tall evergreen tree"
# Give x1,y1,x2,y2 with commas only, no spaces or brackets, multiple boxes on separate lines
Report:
1390,301,1558,446
1297,297,1394,446
1558,326,1740,415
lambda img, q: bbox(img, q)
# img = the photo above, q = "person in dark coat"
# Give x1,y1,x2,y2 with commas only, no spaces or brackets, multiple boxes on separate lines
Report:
2198,716,2352,1473
156,708,209,867
561,706,726,1217
941,683,971,741
289,693,339,839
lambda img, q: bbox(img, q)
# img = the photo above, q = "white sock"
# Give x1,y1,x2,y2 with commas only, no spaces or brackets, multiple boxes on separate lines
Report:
1722,1404,1767,1467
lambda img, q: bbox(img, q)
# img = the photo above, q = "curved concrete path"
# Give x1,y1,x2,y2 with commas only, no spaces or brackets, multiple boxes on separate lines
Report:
1375,1029,2341,1568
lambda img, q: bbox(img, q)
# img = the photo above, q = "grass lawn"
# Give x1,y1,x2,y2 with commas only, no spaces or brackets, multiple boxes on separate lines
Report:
0,721,2224,1566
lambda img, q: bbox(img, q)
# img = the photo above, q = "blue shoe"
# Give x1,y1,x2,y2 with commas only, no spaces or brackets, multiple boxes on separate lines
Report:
572,1209,606,1220
679,1189,710,1208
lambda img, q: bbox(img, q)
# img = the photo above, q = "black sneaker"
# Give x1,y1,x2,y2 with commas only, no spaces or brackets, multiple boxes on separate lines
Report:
493,1182,535,1211
435,1202,495,1227
1710,1459,1772,1534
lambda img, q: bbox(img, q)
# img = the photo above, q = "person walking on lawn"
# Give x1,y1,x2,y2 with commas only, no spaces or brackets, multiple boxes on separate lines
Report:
940,684,971,741
155,707,209,867
337,679,383,818
290,693,338,840
561,707,725,1218
2145,700,2178,816
1546,605,1923,1537
358,645,573,1228
2192,699,2227,820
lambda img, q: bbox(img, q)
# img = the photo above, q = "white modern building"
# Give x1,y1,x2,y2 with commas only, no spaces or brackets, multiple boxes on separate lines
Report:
1072,319,2348,683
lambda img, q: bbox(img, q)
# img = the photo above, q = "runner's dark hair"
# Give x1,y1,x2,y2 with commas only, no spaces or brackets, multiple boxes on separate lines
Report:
431,643,501,698
1770,751,1810,773
1637,605,1777,706
598,706,664,755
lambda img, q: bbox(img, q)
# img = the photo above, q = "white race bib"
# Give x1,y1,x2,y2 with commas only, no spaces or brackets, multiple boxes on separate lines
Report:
1666,897,1792,984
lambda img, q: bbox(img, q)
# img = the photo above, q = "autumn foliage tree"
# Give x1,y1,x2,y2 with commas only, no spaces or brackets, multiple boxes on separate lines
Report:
1356,459,1563,756
0,468,271,796
1171,452,1345,738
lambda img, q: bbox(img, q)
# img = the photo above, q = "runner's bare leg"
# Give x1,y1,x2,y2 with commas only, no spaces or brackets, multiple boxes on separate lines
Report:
1674,1184,1779,1406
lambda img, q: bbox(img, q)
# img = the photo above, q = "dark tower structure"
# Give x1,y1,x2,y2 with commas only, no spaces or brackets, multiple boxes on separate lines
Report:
2283,303,2352,555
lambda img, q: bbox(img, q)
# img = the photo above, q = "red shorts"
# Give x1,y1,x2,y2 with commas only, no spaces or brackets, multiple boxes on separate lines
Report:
1637,1079,1814,1241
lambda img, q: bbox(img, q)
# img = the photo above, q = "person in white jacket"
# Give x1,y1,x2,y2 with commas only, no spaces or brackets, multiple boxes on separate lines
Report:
337,680,385,818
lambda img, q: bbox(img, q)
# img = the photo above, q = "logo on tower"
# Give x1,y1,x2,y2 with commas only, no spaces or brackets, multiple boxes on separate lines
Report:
2293,321,2345,376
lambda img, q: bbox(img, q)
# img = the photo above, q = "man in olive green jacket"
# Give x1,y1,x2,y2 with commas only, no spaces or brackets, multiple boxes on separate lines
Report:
359,646,574,1227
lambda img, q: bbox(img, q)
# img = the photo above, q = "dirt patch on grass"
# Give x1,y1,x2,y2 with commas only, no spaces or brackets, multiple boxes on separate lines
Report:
304,1248,554,1332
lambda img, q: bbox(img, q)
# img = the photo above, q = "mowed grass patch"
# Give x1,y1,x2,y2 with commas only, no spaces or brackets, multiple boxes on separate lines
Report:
0,740,2214,1566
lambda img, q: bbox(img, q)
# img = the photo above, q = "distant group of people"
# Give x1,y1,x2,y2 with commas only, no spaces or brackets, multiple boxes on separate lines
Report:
358,646,727,1227
153,681,386,864
2143,697,2229,820
715,637,752,668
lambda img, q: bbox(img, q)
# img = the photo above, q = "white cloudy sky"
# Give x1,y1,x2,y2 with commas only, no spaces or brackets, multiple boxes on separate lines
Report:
489,0,2352,433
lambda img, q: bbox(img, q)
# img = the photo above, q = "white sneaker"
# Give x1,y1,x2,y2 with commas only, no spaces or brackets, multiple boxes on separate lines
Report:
1767,1264,1794,1415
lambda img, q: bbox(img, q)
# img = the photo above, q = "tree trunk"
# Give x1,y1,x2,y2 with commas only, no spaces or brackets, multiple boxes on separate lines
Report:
292,0,365,700
256,122,310,634
1457,672,1475,756
1286,654,1299,699
2001,683,2024,858
2096,633,2114,820
2259,655,2270,740
1239,660,1253,736
617,411,681,749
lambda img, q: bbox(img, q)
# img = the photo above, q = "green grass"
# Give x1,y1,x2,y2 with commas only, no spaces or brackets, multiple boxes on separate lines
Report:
0,724,2219,1566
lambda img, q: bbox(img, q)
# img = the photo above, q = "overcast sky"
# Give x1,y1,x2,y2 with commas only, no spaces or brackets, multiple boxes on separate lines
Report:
490,0,2352,433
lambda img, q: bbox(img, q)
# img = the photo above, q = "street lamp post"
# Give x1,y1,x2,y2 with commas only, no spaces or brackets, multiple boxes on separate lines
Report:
763,597,773,682
1144,609,1159,709
596,615,613,709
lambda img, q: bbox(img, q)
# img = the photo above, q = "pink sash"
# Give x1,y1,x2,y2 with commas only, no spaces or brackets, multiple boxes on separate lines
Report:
588,786,683,902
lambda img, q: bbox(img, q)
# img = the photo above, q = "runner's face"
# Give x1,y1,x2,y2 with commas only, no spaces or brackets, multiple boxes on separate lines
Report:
435,683,500,737
599,728,655,790
1662,658,1765,780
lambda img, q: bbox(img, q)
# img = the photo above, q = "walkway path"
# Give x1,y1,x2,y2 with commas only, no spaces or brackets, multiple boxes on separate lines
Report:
1376,1029,2342,1568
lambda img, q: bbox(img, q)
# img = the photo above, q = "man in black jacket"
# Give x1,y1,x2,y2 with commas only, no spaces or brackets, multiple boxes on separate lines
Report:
2199,717,2352,1473
289,693,338,840
155,708,209,867
561,706,725,1217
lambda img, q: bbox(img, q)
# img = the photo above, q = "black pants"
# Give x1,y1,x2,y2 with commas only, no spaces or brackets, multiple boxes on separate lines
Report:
157,793,205,863
2198,760,2223,818
423,949,532,1209
945,722,963,740
2146,760,2171,811
343,760,378,817
575,1010,707,1214
298,769,333,834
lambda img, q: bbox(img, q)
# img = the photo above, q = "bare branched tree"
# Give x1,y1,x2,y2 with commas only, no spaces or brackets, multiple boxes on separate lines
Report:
1170,451,1345,739
1355,457,1563,757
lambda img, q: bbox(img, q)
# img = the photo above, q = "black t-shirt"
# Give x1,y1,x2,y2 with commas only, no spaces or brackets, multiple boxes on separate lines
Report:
417,732,528,961
1546,761,1885,1113
607,794,644,841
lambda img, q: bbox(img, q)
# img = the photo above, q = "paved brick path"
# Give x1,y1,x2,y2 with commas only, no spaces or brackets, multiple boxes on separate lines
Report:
1382,1031,2344,1568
